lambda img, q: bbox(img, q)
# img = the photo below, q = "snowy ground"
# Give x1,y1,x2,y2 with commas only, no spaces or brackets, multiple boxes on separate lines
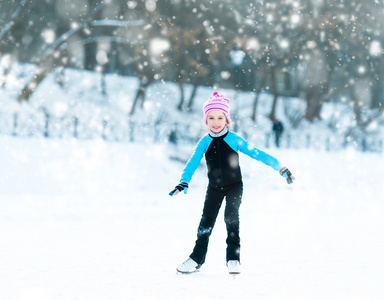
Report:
1,136,384,300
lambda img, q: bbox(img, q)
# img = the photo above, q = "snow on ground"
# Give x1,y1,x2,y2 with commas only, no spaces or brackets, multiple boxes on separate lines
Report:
0,136,383,300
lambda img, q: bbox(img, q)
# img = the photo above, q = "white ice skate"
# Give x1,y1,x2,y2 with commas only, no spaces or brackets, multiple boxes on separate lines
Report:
227,260,241,275
176,257,201,274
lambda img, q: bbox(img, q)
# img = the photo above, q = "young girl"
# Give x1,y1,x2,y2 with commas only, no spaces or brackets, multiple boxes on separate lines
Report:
169,92,294,275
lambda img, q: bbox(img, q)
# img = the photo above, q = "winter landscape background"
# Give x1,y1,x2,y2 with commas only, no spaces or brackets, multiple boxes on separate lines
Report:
1,64,383,300
1,0,384,299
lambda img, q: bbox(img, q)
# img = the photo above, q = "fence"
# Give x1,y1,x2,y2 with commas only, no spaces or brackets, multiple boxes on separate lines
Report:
0,111,382,152
0,111,201,144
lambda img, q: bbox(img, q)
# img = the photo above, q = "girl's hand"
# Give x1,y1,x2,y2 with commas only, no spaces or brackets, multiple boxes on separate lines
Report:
169,183,189,196
280,167,295,184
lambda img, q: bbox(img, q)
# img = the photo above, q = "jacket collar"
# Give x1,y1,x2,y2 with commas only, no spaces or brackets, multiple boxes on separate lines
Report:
209,126,229,138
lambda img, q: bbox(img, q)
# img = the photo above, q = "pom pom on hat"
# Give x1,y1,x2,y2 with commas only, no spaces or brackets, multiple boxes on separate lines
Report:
202,92,232,124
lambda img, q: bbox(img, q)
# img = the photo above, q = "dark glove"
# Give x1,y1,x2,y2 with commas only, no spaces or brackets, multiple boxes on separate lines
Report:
169,182,189,196
280,167,295,184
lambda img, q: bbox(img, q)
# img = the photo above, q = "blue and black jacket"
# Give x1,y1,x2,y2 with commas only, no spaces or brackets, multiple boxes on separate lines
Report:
180,129,283,188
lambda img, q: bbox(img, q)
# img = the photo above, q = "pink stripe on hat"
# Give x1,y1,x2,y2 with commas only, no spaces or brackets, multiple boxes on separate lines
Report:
202,92,232,124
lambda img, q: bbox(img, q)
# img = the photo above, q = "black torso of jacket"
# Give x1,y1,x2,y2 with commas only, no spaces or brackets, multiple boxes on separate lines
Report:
205,132,242,188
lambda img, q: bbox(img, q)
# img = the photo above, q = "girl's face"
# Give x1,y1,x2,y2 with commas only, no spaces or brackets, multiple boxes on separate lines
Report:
207,110,228,133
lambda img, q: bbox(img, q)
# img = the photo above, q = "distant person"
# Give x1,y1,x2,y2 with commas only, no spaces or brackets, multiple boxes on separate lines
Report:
272,118,284,147
169,130,177,145
169,92,295,275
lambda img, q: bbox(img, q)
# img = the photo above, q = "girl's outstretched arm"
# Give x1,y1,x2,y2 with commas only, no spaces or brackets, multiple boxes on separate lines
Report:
169,135,212,196
179,135,211,184
226,132,295,184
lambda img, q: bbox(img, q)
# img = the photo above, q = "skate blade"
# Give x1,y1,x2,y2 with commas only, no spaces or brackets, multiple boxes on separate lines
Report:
229,271,240,278
176,264,201,275
176,269,200,275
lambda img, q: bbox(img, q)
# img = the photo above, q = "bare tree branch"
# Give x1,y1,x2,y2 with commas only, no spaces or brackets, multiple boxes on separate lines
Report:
17,2,105,102
0,0,30,43
39,2,105,65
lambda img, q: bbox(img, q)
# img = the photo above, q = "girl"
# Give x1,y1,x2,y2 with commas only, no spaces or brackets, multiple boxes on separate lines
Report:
169,92,295,275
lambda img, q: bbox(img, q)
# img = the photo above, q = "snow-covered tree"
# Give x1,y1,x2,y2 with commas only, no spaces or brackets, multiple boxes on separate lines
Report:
0,0,383,127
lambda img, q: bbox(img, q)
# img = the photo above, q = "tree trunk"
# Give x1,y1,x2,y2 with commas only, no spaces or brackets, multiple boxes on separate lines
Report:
251,68,267,122
187,80,200,111
305,97,318,122
130,79,153,115
251,92,260,122
269,66,279,120
0,63,12,87
17,64,55,102
130,85,145,115
177,81,185,110
304,85,332,121
352,89,361,125
371,64,384,110
84,42,98,70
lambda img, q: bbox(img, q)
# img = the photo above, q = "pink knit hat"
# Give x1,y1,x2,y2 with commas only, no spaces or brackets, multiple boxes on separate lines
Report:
202,92,232,124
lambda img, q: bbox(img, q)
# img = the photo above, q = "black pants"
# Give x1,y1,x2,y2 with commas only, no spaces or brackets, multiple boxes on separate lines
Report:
189,182,243,265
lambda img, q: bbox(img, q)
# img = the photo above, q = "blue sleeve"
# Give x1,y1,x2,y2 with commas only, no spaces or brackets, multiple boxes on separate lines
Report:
180,135,212,184
225,132,283,171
